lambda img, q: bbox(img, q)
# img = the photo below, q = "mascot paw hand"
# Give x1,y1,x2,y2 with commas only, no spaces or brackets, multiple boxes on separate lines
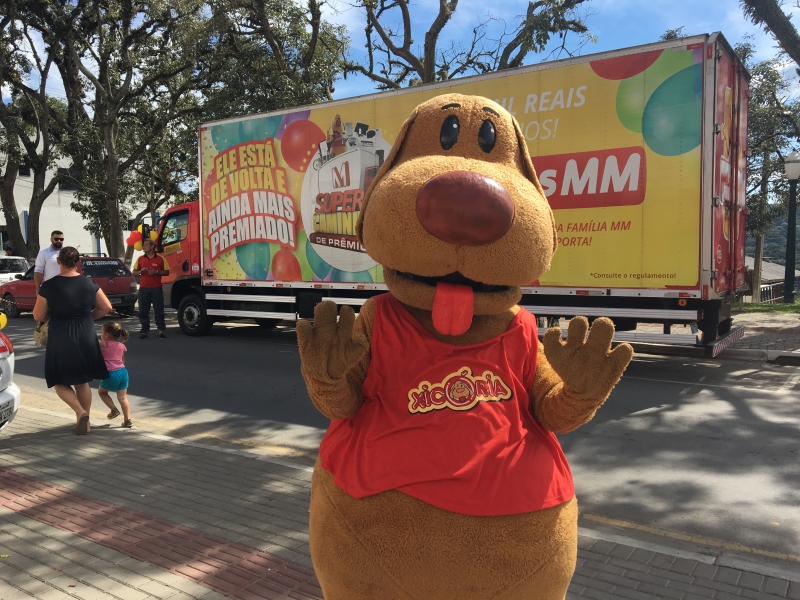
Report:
297,301,369,381
543,316,633,400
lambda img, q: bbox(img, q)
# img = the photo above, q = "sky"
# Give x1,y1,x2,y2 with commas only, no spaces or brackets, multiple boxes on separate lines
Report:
325,0,796,100
2,0,797,107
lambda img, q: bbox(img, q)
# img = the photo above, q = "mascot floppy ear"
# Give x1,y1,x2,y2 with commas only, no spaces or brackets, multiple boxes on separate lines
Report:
356,107,419,244
512,118,558,256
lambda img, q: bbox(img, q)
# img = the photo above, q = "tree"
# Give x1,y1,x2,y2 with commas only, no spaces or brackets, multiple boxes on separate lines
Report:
49,0,221,259
659,27,685,41
736,41,800,295
0,8,71,260
740,0,800,67
344,0,594,89
207,0,349,114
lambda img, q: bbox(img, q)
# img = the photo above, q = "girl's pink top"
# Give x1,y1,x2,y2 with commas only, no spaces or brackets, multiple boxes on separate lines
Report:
102,340,126,371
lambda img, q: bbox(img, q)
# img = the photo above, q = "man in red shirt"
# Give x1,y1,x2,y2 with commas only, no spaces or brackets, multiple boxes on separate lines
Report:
132,239,169,339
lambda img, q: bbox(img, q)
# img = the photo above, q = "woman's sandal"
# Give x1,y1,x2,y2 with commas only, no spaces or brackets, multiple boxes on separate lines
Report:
122,420,133,428
108,408,121,419
74,414,90,436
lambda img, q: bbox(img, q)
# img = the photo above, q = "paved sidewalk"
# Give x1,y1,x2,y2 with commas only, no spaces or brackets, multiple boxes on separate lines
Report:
1,408,798,600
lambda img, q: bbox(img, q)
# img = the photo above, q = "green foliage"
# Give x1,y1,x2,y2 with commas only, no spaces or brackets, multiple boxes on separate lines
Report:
659,27,686,41
745,214,800,267
3,0,349,257
737,299,800,313
735,40,799,238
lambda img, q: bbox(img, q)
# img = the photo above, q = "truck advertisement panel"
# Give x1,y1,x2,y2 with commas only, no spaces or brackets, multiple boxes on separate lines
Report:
199,41,708,289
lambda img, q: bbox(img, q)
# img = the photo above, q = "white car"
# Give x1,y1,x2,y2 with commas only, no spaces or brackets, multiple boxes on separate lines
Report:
0,322,20,432
0,256,30,284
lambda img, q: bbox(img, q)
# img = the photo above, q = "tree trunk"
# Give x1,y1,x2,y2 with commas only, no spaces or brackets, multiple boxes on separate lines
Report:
0,159,28,260
753,234,764,302
25,164,50,261
104,123,125,258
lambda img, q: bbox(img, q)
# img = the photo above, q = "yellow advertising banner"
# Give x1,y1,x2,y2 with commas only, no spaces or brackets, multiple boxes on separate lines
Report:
200,44,705,288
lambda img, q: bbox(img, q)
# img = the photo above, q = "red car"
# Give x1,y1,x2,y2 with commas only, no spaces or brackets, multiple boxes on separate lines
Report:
0,256,138,318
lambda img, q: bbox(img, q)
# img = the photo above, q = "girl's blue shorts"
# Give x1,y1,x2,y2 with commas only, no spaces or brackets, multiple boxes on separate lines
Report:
99,368,129,392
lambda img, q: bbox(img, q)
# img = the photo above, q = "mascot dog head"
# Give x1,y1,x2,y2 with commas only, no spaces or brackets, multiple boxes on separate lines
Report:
357,93,557,336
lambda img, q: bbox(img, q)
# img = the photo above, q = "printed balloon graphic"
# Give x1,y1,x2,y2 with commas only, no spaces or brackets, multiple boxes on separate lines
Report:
291,231,314,280
642,64,702,156
306,240,333,279
615,50,696,133
280,120,326,173
236,243,272,280
331,268,373,283
211,123,241,152
590,49,662,80
239,117,281,143
272,248,303,281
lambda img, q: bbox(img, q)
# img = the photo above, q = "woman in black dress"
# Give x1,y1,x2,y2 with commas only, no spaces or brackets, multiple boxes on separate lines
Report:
33,247,113,435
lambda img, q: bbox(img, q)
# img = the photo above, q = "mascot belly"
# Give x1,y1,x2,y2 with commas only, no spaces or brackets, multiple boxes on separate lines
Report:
297,93,633,599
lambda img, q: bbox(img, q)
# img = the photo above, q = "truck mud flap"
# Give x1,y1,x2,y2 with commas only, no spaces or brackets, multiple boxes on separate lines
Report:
704,326,746,358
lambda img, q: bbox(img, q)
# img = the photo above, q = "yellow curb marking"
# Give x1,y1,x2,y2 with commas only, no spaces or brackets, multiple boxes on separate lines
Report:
584,514,800,563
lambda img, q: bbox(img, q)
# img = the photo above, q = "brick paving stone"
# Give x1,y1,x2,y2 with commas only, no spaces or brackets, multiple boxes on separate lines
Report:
788,581,800,600
716,565,743,585
5,409,800,600
764,577,791,597
692,562,719,580
740,571,767,591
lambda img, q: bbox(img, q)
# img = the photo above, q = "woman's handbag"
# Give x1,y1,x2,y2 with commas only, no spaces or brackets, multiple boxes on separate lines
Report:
33,319,49,348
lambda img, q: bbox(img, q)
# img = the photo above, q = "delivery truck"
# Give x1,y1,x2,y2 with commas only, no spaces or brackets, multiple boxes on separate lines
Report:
153,32,749,356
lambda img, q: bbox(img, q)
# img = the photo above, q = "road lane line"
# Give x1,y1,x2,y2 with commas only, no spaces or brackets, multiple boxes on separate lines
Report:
584,514,800,563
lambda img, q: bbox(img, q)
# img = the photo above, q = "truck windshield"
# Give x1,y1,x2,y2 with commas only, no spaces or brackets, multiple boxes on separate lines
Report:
82,260,131,278
0,258,30,273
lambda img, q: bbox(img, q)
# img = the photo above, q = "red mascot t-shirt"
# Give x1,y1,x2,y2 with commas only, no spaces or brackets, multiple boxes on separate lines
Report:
319,293,574,516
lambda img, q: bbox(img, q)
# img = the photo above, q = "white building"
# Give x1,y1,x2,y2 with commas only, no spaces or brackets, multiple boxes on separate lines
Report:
6,164,108,258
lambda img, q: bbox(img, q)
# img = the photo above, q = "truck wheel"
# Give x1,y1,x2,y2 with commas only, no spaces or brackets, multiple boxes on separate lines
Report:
717,318,732,336
697,319,717,345
178,294,213,336
3,294,20,318
256,318,281,329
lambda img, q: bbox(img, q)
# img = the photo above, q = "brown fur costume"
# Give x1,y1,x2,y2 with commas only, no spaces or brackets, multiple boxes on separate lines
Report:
297,93,633,599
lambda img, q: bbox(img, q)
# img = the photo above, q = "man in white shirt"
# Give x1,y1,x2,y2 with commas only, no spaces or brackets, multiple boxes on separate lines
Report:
34,230,64,293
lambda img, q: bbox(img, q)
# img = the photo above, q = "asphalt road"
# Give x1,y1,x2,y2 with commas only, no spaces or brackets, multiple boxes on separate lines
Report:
3,310,800,559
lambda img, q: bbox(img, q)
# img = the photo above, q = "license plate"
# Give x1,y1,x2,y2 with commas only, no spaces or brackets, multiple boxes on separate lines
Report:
0,401,13,423
110,298,121,304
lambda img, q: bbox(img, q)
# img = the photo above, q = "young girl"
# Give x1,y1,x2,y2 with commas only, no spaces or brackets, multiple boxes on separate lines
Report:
98,322,133,428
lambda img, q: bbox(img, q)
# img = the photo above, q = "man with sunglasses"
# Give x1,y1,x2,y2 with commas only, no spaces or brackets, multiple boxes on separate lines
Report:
34,231,65,294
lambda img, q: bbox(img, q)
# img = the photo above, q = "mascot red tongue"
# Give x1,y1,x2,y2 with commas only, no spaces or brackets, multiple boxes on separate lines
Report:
432,282,474,336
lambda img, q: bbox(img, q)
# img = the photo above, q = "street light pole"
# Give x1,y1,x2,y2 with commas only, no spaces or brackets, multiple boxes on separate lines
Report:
783,151,800,304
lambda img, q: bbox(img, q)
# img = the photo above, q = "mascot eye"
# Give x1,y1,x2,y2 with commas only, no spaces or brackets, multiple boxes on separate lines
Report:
478,120,496,153
440,115,460,150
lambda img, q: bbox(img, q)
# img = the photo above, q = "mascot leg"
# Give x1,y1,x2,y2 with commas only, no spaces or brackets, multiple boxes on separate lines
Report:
310,461,578,600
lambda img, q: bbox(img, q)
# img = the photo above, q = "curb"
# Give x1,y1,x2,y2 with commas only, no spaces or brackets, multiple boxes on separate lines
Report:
629,342,800,365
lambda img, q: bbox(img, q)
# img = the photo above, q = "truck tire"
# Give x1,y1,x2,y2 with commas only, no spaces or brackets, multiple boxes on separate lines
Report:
3,294,21,318
717,318,732,336
178,294,213,336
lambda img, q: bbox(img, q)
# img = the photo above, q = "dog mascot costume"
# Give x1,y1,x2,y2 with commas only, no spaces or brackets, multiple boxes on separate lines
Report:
297,93,633,600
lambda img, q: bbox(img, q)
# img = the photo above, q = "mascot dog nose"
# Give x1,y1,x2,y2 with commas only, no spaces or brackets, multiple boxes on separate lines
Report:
416,171,514,245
